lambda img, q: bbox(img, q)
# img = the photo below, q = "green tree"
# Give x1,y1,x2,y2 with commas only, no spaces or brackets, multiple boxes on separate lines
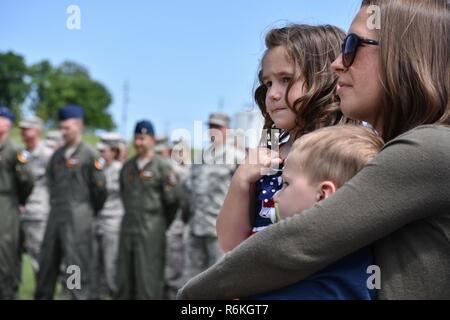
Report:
29,60,115,130
0,51,30,120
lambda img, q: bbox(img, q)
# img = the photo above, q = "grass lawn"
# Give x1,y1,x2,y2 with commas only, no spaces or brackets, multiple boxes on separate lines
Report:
18,255,64,300
18,255,35,300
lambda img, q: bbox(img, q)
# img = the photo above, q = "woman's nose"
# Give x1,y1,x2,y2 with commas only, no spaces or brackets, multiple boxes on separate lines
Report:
331,53,345,74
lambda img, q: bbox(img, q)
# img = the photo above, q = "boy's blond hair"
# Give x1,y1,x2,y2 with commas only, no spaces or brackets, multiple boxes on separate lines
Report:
290,125,384,188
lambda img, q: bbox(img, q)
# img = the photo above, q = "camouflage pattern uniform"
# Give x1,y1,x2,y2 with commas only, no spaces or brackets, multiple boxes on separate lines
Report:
183,141,245,282
20,142,53,274
164,159,189,300
92,160,124,298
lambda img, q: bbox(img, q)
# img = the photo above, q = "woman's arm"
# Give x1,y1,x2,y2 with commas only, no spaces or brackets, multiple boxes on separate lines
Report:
178,126,450,299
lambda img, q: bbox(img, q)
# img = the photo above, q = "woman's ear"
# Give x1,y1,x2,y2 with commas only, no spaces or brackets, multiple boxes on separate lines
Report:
316,181,337,201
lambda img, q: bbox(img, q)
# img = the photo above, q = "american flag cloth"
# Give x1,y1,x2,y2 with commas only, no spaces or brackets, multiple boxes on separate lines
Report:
251,171,284,233
251,130,289,234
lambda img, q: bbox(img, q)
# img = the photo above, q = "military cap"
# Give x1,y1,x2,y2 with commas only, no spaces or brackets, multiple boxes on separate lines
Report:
0,106,15,122
154,135,170,152
58,104,84,121
134,120,155,136
207,112,230,127
19,116,44,129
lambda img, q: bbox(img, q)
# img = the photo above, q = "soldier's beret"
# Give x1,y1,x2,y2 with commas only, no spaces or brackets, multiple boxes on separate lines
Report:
58,104,84,121
134,120,155,136
0,105,15,122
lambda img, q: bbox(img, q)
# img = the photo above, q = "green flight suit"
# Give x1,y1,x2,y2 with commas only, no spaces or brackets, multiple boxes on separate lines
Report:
0,139,34,299
116,154,180,300
35,142,107,300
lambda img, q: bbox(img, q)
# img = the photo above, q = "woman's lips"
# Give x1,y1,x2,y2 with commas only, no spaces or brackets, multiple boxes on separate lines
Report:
337,82,352,93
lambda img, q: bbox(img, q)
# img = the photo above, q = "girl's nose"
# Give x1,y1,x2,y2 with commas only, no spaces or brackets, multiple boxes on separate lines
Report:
268,85,282,101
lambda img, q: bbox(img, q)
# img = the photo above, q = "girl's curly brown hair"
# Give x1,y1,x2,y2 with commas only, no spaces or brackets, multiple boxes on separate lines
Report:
255,24,348,139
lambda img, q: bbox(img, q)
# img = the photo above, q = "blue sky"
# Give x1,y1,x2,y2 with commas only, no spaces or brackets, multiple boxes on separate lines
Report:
1,0,362,142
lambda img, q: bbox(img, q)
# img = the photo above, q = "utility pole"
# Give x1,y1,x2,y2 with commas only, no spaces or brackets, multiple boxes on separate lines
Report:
218,97,224,112
121,81,129,137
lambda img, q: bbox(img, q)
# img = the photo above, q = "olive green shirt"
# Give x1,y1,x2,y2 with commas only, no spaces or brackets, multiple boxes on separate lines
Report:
0,138,34,208
0,138,34,297
120,154,180,234
47,141,107,218
178,125,450,300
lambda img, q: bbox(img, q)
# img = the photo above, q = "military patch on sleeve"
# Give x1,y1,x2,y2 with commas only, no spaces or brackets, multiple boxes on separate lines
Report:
17,150,30,164
94,157,105,170
166,171,178,186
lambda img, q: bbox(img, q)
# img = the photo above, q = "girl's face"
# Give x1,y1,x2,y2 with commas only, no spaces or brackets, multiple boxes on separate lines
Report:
331,7,383,129
262,46,306,131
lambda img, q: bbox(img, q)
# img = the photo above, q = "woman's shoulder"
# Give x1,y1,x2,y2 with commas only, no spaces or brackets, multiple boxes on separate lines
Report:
384,125,450,151
376,125,450,176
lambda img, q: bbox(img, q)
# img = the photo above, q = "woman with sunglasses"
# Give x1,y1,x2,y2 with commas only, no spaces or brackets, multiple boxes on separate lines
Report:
178,0,450,300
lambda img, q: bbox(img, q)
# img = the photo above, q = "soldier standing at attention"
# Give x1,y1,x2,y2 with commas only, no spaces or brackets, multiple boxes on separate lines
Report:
92,136,124,299
0,106,34,299
19,117,53,275
116,120,180,300
182,113,245,283
35,104,107,300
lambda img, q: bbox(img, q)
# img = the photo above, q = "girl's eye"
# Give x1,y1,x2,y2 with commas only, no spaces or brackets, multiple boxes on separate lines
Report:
264,81,272,88
282,181,289,188
282,77,291,84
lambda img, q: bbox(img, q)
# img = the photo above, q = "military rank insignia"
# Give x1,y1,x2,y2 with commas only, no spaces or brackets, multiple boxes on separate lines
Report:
94,157,105,170
66,158,80,168
17,150,30,164
139,170,153,181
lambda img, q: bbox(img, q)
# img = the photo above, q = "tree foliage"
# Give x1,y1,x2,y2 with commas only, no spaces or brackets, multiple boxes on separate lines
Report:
0,51,115,130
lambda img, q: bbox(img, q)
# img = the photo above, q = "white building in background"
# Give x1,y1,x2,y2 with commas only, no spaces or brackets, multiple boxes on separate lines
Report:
231,107,265,150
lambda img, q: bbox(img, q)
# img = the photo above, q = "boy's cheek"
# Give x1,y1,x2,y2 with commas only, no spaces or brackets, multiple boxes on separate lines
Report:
277,202,294,220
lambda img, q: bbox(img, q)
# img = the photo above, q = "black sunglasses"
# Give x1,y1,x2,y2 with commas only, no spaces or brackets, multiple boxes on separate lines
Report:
341,33,379,68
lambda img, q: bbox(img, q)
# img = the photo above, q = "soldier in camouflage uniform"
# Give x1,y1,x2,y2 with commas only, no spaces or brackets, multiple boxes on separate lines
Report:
155,136,190,300
44,130,63,151
35,105,107,300
19,117,53,275
100,132,128,163
116,120,180,300
182,113,245,283
0,107,34,299
92,135,124,299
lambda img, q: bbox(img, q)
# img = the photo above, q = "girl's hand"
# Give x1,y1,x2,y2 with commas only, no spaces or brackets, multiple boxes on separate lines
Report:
235,147,283,184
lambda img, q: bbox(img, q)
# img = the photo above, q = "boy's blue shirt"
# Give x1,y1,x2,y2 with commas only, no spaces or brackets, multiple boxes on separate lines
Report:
247,246,375,300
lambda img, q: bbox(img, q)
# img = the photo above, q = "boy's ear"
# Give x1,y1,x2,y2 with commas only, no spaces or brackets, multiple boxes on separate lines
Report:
316,181,337,201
